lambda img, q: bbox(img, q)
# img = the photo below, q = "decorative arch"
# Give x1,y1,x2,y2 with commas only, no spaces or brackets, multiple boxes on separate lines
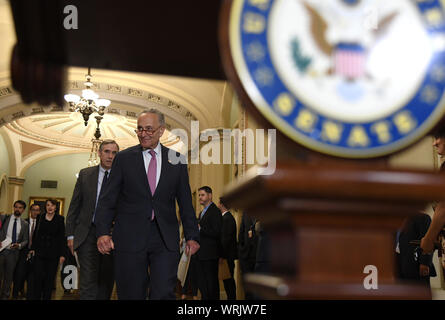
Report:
0,66,221,133
0,128,16,176
0,173,8,213
18,150,89,177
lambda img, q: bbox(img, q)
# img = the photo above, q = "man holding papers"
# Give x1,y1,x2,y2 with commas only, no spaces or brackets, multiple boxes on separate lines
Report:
0,200,29,300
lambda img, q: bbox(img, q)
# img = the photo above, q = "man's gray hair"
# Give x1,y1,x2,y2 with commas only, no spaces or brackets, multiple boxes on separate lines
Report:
139,108,165,126
99,139,120,152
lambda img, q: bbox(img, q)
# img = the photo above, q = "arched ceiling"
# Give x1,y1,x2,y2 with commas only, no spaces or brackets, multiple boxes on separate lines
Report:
0,66,230,152
0,1,235,177
6,112,182,150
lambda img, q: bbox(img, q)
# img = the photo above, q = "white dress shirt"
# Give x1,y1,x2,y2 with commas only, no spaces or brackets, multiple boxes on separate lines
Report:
7,215,21,242
29,218,36,238
142,142,162,188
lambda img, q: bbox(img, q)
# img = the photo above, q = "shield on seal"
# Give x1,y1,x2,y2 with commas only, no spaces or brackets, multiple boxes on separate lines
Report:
334,43,366,80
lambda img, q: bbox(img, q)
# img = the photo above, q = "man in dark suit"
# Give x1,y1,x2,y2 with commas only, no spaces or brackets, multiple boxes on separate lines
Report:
421,128,445,275
0,200,29,300
66,139,119,300
218,198,238,300
95,109,200,300
238,213,258,299
12,203,40,299
196,186,222,300
396,212,435,285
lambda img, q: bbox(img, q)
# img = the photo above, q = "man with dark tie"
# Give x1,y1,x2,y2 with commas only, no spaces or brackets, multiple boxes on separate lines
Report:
196,186,222,300
66,139,119,300
218,197,238,300
0,200,29,300
95,109,200,300
12,203,40,299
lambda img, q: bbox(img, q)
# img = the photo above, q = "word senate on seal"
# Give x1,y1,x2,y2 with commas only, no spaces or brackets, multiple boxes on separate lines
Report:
228,0,445,158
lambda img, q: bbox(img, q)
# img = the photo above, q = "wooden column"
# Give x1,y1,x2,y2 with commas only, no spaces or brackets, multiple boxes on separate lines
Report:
223,161,445,299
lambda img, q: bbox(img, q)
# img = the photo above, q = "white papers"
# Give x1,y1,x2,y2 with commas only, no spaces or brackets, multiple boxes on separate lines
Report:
177,251,191,287
73,251,80,270
0,237,12,252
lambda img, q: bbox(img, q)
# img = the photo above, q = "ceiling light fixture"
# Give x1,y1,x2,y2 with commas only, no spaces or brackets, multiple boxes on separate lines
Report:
64,67,110,126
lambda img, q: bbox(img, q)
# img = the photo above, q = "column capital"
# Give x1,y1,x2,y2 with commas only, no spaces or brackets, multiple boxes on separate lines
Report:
8,176,25,186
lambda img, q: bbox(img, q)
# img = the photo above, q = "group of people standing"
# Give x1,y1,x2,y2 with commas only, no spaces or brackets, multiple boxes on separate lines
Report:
180,186,238,300
180,185,268,300
0,199,67,300
0,108,267,300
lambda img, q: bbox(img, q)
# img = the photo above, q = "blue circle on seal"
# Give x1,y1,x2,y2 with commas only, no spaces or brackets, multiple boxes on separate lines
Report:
230,0,445,158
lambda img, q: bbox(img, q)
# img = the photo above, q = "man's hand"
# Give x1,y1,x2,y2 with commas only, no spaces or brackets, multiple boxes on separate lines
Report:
97,235,114,255
420,237,435,254
420,264,430,277
67,239,74,255
10,243,19,249
185,240,200,256
27,250,35,260
59,256,65,265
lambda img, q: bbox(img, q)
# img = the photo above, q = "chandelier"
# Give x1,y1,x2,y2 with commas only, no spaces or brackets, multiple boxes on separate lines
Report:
64,68,110,126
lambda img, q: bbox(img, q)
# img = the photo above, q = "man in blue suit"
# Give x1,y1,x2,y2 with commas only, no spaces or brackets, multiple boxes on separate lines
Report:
95,109,200,300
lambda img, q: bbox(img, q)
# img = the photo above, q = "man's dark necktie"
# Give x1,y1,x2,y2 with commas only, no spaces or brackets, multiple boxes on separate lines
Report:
102,170,109,190
12,218,17,243
93,171,109,224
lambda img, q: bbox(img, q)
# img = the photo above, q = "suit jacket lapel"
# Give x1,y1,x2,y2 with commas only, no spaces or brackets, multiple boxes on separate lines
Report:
135,145,151,198
1,216,10,239
18,218,26,239
88,165,99,204
200,203,214,224
153,144,168,198
4,215,10,230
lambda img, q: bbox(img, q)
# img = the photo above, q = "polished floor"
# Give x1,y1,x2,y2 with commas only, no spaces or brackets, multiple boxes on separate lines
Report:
10,270,444,300
11,271,205,300
10,269,117,300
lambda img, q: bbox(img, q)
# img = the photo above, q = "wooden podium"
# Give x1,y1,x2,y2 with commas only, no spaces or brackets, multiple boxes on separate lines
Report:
218,0,445,299
223,161,445,299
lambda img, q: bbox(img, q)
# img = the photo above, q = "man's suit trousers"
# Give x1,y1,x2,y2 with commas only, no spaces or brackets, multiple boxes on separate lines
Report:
77,225,115,300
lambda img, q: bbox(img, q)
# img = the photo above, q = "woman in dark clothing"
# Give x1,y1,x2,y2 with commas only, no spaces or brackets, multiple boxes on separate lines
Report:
28,199,66,300
396,212,436,286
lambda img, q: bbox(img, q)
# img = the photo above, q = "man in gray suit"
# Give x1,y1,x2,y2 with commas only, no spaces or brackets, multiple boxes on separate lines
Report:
66,140,119,300
0,200,29,300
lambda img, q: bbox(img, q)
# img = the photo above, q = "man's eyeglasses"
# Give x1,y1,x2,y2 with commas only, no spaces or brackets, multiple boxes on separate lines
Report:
135,126,162,135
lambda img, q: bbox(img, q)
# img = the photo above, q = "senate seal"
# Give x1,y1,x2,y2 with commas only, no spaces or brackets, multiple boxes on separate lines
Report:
227,0,445,158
